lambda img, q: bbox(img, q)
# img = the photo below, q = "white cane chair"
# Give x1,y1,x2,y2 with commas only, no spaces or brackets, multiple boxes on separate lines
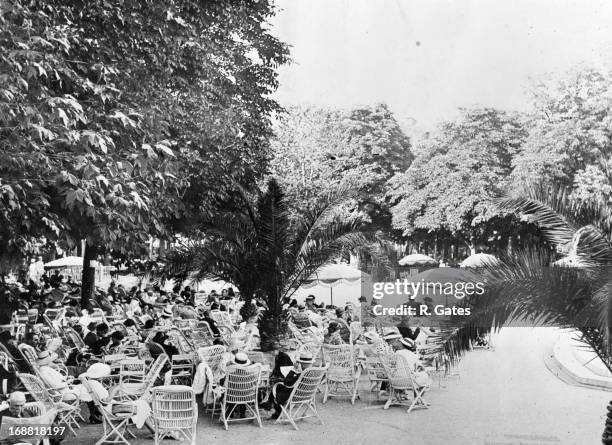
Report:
198,345,226,412
210,310,233,328
273,366,328,430
380,353,430,413
170,354,195,385
151,385,197,445
322,344,359,404
18,372,80,436
364,356,389,397
81,376,136,445
191,322,215,347
219,364,262,430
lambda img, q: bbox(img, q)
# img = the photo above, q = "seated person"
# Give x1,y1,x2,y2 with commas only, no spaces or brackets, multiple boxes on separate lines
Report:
335,308,352,343
269,341,294,385
107,331,125,354
85,323,110,355
393,337,431,390
323,322,344,345
199,310,220,337
150,332,179,358
0,332,30,373
0,391,32,425
291,305,311,329
269,351,313,419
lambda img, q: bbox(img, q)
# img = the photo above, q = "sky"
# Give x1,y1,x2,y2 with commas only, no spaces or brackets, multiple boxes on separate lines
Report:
269,0,612,130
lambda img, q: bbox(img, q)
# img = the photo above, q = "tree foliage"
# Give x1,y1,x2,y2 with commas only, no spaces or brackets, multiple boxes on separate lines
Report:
0,0,289,263
270,103,412,228
388,108,527,252
159,178,376,349
512,69,612,187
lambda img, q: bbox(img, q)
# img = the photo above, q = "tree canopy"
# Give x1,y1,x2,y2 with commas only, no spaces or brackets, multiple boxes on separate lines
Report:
0,0,289,268
269,103,412,228
387,108,528,253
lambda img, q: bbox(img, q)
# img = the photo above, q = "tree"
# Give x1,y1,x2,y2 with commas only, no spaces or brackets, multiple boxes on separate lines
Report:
512,69,612,187
159,178,376,349
388,108,528,255
0,1,289,304
270,103,412,230
421,182,612,442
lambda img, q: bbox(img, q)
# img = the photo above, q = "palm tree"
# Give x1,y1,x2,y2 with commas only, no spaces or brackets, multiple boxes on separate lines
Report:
422,182,612,443
159,178,379,349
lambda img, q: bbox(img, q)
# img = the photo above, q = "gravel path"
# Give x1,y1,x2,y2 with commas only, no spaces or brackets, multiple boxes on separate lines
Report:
65,328,610,445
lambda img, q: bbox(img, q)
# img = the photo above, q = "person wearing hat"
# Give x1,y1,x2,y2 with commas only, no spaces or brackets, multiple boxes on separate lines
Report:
394,337,431,391
291,304,312,329
269,351,314,419
335,308,352,344
37,350,80,402
158,306,174,328
0,391,33,425
324,322,344,345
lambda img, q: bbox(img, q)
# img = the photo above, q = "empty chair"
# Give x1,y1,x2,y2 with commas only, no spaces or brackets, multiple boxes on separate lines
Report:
322,344,359,404
151,386,197,445
117,358,146,400
219,364,262,430
273,366,328,430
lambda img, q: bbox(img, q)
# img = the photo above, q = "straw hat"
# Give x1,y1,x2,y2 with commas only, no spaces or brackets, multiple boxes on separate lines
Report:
36,350,54,366
400,337,416,349
382,333,401,341
233,352,251,366
161,307,173,318
84,363,112,379
298,351,314,364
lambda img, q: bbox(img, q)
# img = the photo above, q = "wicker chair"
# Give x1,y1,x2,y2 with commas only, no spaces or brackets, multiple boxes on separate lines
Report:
210,310,233,328
380,353,430,413
170,354,195,386
273,366,328,430
219,364,262,430
0,351,9,370
64,327,86,352
364,356,389,398
322,344,359,404
0,402,57,445
191,322,215,347
117,358,146,400
151,385,197,445
81,376,136,445
18,372,80,436
197,345,226,412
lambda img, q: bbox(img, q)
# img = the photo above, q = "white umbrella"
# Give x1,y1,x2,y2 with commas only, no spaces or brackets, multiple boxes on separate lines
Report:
398,253,437,266
44,256,84,269
302,263,365,306
460,253,499,268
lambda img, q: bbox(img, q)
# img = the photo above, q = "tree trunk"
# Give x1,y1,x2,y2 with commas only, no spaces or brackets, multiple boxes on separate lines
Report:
81,241,97,310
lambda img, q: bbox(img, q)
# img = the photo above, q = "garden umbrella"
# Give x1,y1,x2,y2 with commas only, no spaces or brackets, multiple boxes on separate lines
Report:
302,263,365,306
460,253,499,268
398,253,437,266
44,256,84,269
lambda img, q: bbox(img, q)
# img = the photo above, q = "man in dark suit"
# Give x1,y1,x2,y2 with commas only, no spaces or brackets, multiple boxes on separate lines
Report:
270,351,313,419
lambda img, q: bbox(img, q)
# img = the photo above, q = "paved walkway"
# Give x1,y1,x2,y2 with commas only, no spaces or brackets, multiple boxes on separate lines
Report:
65,328,610,445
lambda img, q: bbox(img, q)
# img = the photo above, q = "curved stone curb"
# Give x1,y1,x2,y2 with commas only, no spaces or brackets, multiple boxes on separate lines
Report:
543,339,612,392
